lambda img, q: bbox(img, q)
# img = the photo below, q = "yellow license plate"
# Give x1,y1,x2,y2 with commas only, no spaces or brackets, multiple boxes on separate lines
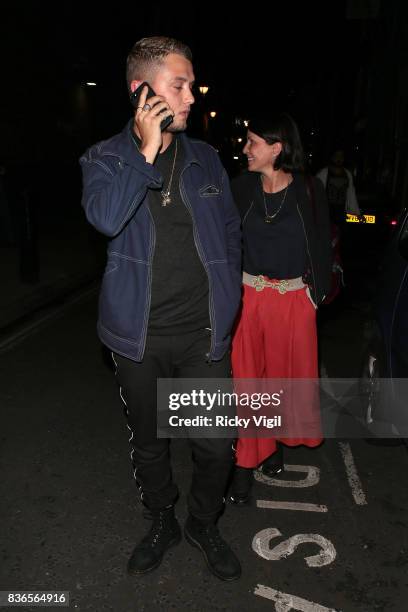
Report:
346,214,376,224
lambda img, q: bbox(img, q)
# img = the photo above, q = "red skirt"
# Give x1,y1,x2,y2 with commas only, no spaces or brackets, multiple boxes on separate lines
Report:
231,279,323,468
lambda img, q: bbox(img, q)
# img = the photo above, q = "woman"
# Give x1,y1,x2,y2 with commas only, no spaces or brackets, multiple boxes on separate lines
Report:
229,113,332,504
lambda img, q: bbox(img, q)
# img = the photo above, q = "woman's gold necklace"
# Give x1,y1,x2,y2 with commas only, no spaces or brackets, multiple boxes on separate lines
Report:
261,175,290,223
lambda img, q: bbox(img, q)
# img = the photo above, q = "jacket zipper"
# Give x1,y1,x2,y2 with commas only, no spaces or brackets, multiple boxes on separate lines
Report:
243,200,254,224
138,203,156,361
296,201,320,302
180,170,215,362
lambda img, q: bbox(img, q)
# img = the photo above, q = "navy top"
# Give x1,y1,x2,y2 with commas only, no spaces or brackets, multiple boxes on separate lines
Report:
241,180,308,280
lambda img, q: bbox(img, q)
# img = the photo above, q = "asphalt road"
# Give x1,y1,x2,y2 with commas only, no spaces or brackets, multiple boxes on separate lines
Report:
1,284,407,612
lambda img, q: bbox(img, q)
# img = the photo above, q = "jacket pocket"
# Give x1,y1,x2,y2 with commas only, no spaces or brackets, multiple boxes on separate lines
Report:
199,184,222,198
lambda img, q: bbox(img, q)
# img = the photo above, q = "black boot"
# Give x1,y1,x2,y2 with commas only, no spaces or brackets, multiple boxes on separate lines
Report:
127,506,182,575
261,444,284,478
184,515,241,581
228,466,253,505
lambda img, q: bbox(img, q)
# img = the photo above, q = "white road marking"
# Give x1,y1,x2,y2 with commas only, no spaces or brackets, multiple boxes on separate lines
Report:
257,500,328,512
252,528,336,567
338,441,367,505
254,464,320,488
254,584,338,611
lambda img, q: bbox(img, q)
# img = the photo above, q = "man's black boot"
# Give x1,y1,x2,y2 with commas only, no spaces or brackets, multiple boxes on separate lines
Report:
127,506,182,575
228,466,253,505
184,515,241,581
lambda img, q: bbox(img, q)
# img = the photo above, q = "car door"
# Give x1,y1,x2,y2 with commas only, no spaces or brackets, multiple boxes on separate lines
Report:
391,211,408,378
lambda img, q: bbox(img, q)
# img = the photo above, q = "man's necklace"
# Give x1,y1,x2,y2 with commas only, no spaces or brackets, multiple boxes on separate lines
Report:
261,175,290,223
161,139,178,206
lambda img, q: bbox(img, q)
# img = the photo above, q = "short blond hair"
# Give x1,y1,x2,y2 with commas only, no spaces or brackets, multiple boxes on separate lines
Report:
126,36,192,92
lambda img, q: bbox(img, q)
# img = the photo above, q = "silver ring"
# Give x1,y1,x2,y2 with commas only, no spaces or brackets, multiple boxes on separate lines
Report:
136,106,143,111
142,103,152,112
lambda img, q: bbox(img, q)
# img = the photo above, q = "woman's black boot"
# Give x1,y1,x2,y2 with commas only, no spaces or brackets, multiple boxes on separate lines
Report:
261,444,284,478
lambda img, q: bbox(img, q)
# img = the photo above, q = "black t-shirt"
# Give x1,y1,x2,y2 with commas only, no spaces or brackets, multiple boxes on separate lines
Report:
242,181,308,280
134,134,210,334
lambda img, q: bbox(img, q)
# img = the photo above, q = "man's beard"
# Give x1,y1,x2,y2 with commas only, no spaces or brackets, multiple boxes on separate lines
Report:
167,117,188,133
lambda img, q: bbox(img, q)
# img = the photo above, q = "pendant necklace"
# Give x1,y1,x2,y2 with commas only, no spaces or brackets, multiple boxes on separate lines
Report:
161,139,178,206
261,175,290,223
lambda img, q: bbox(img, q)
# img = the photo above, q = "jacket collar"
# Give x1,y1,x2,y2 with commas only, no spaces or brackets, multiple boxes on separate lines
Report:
292,173,309,208
122,119,203,168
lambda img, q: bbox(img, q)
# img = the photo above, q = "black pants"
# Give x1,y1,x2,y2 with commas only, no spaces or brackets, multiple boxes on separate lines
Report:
112,329,234,522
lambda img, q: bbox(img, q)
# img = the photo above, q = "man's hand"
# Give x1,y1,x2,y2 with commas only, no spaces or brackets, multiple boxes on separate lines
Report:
134,86,174,164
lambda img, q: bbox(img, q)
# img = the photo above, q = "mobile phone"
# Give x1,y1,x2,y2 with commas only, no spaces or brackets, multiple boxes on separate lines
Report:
130,81,173,131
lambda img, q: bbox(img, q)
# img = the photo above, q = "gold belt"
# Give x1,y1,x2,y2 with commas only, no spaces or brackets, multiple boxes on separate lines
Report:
242,272,305,294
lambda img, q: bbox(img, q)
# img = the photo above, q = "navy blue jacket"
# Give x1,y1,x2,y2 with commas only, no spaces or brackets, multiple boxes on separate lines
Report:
79,121,242,362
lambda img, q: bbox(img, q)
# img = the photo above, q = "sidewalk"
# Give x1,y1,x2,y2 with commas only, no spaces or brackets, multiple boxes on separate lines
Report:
0,215,105,330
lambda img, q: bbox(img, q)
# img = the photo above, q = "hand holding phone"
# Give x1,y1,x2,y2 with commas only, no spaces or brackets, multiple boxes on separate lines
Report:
130,82,174,131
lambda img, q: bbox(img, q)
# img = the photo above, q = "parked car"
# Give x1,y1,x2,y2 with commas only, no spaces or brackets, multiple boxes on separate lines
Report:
360,205,408,440
342,192,398,260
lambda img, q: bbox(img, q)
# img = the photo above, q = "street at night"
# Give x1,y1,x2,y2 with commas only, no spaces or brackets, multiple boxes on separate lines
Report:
1,280,407,611
1,2,408,611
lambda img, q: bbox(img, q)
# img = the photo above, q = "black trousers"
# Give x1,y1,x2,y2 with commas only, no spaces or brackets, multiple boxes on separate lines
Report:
112,329,234,522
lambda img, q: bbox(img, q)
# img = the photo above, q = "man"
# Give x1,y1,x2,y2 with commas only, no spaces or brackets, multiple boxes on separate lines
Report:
316,148,364,296
79,37,242,581
316,149,362,225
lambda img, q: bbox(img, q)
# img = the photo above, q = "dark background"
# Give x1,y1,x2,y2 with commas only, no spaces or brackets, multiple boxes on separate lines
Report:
1,7,408,609
0,0,407,310
1,1,407,182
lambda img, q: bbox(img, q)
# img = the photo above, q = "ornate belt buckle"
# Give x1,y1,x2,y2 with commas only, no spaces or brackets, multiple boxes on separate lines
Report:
254,276,266,291
277,280,289,294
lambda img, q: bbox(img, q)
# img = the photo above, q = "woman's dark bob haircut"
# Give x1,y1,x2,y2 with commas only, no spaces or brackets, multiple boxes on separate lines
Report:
249,113,305,173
